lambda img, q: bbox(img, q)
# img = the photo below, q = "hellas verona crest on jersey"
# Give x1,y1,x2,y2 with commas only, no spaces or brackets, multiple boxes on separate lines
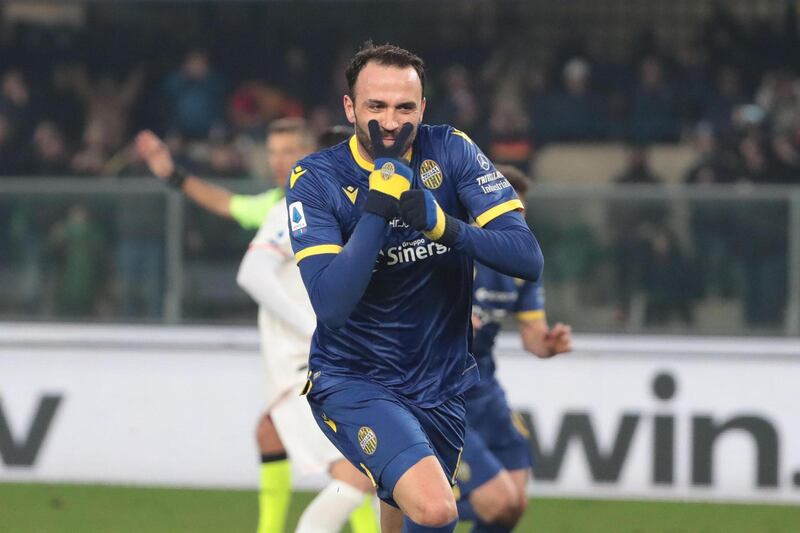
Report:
420,159,443,189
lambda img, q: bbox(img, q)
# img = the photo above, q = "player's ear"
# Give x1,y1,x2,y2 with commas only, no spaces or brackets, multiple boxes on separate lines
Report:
343,94,356,124
419,96,426,122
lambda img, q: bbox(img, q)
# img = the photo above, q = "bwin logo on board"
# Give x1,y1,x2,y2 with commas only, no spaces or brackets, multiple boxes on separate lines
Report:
516,373,786,489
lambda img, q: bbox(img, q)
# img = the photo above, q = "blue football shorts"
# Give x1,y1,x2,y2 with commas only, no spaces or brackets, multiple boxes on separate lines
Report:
456,377,533,497
303,372,466,506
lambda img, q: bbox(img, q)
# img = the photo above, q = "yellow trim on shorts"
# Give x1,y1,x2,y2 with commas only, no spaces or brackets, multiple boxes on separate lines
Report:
360,463,377,487
295,244,342,263
450,446,464,485
475,199,525,227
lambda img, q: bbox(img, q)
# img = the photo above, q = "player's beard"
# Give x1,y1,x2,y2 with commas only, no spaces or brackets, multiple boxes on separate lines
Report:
354,115,418,161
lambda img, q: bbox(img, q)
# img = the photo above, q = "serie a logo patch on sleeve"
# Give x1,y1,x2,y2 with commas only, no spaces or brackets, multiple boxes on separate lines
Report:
289,201,307,236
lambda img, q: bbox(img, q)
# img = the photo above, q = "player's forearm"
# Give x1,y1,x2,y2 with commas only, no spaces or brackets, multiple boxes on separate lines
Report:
297,213,388,329
237,250,316,337
452,212,543,281
182,176,234,219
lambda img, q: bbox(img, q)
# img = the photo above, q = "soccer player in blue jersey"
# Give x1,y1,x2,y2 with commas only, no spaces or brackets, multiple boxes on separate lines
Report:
287,43,543,533
455,165,573,532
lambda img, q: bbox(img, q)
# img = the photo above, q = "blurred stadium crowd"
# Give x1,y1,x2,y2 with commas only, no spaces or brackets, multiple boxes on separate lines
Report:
0,0,797,330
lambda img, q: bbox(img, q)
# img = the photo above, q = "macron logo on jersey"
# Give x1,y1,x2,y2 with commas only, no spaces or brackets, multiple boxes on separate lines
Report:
289,201,307,236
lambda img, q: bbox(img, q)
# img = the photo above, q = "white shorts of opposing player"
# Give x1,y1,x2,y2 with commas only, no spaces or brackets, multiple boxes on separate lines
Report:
244,201,375,532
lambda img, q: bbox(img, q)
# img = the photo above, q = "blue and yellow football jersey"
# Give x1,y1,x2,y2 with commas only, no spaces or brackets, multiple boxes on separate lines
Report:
286,124,523,407
471,262,544,393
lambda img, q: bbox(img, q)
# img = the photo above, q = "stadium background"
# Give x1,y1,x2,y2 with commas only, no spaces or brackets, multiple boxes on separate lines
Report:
1,0,799,531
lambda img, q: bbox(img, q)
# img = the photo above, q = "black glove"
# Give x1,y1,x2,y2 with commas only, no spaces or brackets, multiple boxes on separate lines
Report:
363,120,415,219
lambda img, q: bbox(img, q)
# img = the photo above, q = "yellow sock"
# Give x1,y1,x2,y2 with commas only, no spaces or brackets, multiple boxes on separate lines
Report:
257,455,291,533
348,494,379,533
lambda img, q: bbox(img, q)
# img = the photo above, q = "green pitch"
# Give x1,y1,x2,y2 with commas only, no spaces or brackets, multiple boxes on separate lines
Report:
1,482,797,532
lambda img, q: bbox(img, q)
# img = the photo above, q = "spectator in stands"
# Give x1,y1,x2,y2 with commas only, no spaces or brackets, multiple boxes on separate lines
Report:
161,50,229,140
47,204,108,316
614,144,662,184
0,111,30,175
66,66,145,155
0,69,36,144
703,66,747,135
770,132,800,184
685,124,737,299
628,56,680,142
640,226,697,326
70,120,112,176
431,66,480,134
731,132,789,327
735,134,772,184
45,63,86,142
609,145,670,325
684,123,733,185
534,57,605,142
486,97,533,169
30,120,70,176
756,70,800,137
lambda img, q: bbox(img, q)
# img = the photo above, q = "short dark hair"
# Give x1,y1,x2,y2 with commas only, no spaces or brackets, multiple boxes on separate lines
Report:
267,117,316,148
346,41,425,99
318,125,351,148
496,164,531,197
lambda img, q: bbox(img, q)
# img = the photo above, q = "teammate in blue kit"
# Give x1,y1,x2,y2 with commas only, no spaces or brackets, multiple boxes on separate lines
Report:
286,43,543,533
456,165,573,533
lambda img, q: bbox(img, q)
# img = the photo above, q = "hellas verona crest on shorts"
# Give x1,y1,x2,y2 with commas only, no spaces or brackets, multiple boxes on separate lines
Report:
358,426,378,455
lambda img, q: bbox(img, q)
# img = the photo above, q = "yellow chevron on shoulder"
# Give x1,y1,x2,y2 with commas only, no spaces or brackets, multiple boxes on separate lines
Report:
289,165,307,188
451,129,474,145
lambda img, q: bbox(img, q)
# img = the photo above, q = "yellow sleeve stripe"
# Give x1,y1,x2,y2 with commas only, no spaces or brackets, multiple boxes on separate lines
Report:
517,310,545,322
295,244,342,263
452,129,474,144
423,204,447,241
475,198,525,227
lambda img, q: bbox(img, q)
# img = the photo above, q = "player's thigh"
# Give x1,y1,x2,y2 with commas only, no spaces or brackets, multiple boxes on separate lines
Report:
406,393,467,489
508,468,530,510
380,500,404,533
469,469,522,525
270,392,341,476
473,383,533,473
456,423,505,499
393,455,457,527
329,458,374,493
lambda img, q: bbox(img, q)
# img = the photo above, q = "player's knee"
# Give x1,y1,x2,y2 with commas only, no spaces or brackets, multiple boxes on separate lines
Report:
472,476,523,525
503,493,527,525
483,500,522,526
406,497,457,527
255,414,283,454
